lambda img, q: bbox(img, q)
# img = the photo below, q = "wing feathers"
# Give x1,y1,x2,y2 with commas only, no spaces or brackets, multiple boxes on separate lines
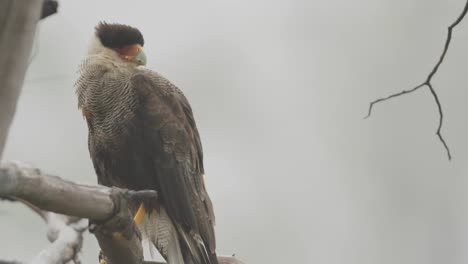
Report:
131,71,217,264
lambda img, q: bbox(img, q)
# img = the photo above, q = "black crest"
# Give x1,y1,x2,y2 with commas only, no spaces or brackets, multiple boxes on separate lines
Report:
95,22,144,49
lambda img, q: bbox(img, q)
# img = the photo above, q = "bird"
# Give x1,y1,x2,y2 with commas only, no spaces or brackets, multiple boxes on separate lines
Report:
75,22,218,264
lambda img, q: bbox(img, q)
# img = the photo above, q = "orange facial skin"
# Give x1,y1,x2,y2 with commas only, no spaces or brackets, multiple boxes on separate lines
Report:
116,44,142,62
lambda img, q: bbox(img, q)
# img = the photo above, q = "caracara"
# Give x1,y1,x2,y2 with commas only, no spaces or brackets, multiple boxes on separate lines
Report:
75,22,217,264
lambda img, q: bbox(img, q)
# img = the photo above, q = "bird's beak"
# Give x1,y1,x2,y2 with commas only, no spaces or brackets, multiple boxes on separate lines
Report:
133,49,147,66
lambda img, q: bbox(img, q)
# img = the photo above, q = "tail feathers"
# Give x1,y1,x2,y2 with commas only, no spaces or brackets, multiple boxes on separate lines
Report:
177,225,218,264
141,208,184,263
141,208,217,264
167,230,185,264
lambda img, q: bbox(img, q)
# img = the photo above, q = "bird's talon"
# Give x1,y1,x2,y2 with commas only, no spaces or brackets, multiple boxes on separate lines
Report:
98,249,106,264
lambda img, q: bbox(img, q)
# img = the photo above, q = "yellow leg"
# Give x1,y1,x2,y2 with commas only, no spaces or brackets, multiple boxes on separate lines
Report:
97,205,146,264
133,203,146,225
99,250,106,264
97,204,146,264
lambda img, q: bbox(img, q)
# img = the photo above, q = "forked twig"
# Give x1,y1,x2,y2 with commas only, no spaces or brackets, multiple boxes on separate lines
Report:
365,0,468,160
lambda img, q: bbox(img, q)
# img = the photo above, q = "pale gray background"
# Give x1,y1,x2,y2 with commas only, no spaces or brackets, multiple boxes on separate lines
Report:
1,0,468,263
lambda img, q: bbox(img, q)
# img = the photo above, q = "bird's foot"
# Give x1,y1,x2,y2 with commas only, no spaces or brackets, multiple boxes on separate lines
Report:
98,249,107,264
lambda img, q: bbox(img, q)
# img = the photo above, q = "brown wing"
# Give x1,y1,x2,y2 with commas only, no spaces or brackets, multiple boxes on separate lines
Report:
131,70,217,264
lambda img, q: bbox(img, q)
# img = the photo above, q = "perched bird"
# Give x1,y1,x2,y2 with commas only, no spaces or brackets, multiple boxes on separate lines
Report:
75,22,217,264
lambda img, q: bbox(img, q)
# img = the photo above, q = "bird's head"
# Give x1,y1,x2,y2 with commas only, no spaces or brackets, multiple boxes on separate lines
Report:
92,22,147,66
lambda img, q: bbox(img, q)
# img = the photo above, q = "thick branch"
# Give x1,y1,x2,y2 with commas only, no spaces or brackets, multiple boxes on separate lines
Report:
0,0,59,159
0,162,244,264
0,161,149,264
0,161,115,220
365,0,468,160
0,0,43,158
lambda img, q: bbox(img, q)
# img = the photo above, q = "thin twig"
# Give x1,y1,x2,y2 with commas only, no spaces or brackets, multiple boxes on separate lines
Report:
18,197,47,221
365,83,425,118
365,0,468,160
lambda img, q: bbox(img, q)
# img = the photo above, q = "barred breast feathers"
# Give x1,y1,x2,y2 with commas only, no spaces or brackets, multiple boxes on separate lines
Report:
75,54,141,139
74,40,187,138
75,56,107,109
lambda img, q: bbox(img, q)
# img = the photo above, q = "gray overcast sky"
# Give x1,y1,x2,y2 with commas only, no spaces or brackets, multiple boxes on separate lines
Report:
1,0,468,263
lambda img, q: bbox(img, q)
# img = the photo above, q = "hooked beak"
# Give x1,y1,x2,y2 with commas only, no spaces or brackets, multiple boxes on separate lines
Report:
133,49,147,66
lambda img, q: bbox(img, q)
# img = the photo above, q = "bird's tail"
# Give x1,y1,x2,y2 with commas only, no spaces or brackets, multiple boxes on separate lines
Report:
141,208,218,264
176,225,218,264
141,208,185,264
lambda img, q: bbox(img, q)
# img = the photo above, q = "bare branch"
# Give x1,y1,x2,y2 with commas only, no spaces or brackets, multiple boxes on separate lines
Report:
427,83,451,160
365,83,426,119
365,0,468,160
0,0,43,158
0,161,244,264
0,0,58,159
0,161,115,220
18,197,48,221
0,161,149,264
